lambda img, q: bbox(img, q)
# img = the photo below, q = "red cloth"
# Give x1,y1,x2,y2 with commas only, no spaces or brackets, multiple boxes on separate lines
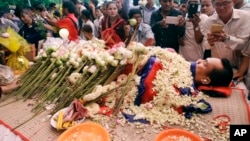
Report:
56,14,78,41
141,60,163,103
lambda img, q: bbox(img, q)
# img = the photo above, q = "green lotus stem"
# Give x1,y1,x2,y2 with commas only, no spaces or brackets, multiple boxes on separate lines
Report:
114,56,141,115
80,67,115,97
19,61,42,80
40,66,70,100
12,61,49,97
22,60,56,99
104,64,123,85
71,68,100,97
20,58,49,84
32,68,59,96
51,87,72,113
39,66,67,94
29,68,57,96
32,66,72,112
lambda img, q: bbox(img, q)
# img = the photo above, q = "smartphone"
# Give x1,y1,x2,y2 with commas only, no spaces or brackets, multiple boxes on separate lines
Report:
211,24,223,33
188,2,200,18
166,16,179,25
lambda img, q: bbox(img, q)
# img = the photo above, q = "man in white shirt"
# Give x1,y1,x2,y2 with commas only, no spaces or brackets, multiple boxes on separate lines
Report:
203,0,250,98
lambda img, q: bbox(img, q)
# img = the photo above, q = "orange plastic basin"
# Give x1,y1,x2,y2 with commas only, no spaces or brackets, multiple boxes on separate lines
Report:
57,122,110,141
155,128,202,141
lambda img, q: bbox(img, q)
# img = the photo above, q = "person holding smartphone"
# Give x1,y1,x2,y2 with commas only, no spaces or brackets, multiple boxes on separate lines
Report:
203,0,250,99
150,0,185,52
179,0,209,61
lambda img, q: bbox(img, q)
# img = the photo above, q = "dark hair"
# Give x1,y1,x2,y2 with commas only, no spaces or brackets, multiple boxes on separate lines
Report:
128,8,142,19
34,3,46,12
82,24,93,33
62,1,76,14
81,9,92,21
49,3,56,8
208,58,233,86
106,1,117,9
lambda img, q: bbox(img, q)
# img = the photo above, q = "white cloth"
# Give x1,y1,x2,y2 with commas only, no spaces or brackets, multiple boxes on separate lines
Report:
203,9,250,67
179,14,209,61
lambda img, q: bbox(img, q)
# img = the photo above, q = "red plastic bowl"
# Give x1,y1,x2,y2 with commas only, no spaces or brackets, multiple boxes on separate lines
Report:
155,128,202,141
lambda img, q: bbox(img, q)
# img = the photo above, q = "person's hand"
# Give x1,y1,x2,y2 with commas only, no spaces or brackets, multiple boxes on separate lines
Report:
233,72,245,82
211,30,228,42
189,14,200,28
176,15,185,27
160,18,168,28
124,25,131,36
1,79,22,94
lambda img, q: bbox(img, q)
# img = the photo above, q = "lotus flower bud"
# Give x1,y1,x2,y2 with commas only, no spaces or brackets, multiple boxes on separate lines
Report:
59,28,69,40
128,18,137,26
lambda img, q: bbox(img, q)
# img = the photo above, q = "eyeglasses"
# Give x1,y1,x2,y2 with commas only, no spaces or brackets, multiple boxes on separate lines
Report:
214,1,232,7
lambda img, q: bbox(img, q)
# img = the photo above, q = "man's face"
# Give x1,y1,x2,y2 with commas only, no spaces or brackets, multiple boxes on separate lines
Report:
160,0,173,11
201,0,214,16
195,58,223,82
214,0,233,17
132,13,142,25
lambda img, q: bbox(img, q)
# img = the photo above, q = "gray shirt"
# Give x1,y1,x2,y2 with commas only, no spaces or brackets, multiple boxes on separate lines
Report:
0,17,19,32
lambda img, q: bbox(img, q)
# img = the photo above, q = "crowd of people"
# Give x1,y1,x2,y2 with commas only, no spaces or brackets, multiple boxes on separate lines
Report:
0,0,250,99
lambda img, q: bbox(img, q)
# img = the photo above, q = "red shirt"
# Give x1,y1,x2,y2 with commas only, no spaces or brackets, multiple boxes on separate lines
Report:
57,14,78,41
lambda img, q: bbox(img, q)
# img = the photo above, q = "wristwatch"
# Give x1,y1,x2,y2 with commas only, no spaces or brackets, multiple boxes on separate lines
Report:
224,35,230,42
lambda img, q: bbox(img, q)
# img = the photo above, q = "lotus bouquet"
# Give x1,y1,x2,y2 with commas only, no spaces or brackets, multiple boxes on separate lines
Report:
0,27,30,74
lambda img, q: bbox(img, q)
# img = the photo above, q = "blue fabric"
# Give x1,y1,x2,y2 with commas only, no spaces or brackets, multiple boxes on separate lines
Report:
122,113,149,124
183,99,212,119
134,56,156,106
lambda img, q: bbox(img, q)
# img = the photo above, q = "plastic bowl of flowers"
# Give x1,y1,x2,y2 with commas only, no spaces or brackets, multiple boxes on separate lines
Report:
57,122,110,141
155,128,202,141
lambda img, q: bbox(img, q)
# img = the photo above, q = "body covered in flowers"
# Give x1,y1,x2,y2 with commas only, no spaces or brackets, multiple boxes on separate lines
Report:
14,37,233,140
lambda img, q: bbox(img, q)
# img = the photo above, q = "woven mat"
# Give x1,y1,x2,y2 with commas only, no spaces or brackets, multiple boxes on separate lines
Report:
0,89,249,141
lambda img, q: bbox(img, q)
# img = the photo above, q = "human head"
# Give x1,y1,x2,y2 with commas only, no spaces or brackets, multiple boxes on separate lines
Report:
173,0,180,9
201,0,215,16
128,8,142,26
106,1,119,18
179,3,188,15
19,8,33,25
49,2,57,10
147,0,155,5
159,0,174,12
82,24,93,40
194,58,233,87
95,6,103,18
115,0,123,10
62,1,76,16
232,0,244,9
81,9,92,21
212,0,233,20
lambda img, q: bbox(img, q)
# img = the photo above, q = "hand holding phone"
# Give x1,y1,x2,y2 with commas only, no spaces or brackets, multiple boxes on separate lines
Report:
188,2,200,18
211,24,223,33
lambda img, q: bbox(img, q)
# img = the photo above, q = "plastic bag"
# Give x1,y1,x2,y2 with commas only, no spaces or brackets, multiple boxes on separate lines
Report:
0,65,15,85
0,27,30,74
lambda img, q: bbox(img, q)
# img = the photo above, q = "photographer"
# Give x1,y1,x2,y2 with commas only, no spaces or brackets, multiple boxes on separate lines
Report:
179,0,209,61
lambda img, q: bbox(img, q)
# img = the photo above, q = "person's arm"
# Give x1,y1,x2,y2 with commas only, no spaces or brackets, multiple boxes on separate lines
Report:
143,24,155,46
190,14,203,44
44,16,58,27
5,18,19,32
233,55,250,81
176,15,185,38
0,79,21,97
150,12,166,33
